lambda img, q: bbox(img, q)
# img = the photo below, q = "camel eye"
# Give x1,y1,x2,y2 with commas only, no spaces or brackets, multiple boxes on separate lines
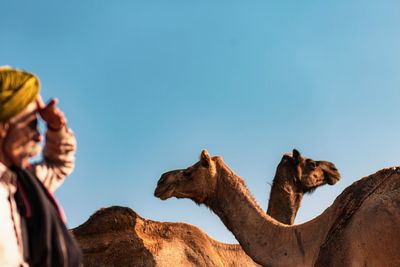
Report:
183,170,192,178
306,159,317,169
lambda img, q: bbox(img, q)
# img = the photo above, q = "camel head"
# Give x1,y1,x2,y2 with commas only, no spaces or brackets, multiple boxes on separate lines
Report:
155,150,218,204
277,149,341,193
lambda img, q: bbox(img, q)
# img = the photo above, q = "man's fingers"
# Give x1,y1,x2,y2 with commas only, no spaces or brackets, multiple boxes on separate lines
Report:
36,98,46,109
35,98,66,130
54,110,65,122
45,98,59,110
38,98,59,117
12,113,37,129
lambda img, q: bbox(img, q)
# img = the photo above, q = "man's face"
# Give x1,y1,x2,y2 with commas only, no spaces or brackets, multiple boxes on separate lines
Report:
2,99,42,167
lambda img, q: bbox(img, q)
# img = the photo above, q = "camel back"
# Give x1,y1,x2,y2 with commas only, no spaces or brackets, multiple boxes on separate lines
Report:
72,206,139,236
314,167,399,267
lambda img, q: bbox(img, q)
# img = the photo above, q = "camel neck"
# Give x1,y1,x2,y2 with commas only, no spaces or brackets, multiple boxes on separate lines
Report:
205,161,309,266
267,175,303,225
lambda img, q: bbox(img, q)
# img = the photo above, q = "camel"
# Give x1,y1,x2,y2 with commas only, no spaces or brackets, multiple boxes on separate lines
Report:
72,149,338,267
267,149,340,224
72,206,258,267
154,149,400,266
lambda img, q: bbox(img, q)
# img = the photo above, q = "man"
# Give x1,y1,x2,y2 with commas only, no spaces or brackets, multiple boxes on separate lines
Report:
0,66,82,266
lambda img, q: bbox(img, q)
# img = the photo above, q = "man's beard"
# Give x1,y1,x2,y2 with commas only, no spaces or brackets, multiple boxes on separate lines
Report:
20,141,41,158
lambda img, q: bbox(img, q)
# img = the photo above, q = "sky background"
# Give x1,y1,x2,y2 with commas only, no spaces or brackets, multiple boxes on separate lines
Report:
1,1,400,243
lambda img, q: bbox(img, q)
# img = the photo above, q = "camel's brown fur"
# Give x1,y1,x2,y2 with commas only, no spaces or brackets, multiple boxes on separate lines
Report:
155,150,400,266
72,150,338,266
267,149,340,224
315,167,400,266
72,206,259,267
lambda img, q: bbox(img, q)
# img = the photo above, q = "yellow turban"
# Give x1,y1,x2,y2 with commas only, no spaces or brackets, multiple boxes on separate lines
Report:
0,66,40,122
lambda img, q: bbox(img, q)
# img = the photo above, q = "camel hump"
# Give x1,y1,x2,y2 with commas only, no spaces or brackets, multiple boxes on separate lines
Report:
315,167,400,266
72,206,141,236
331,167,400,211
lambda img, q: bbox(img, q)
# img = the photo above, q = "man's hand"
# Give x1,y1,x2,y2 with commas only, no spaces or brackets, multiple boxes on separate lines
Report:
37,98,67,131
3,104,42,167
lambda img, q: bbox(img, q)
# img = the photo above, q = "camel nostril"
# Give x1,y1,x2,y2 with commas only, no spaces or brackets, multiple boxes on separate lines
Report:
327,176,340,185
157,176,166,186
154,188,161,197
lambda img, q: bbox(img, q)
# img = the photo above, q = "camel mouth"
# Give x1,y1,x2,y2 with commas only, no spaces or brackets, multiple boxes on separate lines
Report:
154,184,174,200
327,175,341,185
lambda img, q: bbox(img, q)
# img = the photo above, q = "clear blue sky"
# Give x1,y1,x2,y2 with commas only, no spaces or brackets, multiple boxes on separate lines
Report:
1,1,399,243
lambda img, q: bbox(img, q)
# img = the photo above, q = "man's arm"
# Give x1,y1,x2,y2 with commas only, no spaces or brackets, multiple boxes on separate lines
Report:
32,126,76,192
32,97,77,192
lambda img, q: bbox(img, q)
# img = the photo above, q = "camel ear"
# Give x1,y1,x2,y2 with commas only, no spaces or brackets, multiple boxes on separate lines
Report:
200,150,211,167
293,149,301,165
